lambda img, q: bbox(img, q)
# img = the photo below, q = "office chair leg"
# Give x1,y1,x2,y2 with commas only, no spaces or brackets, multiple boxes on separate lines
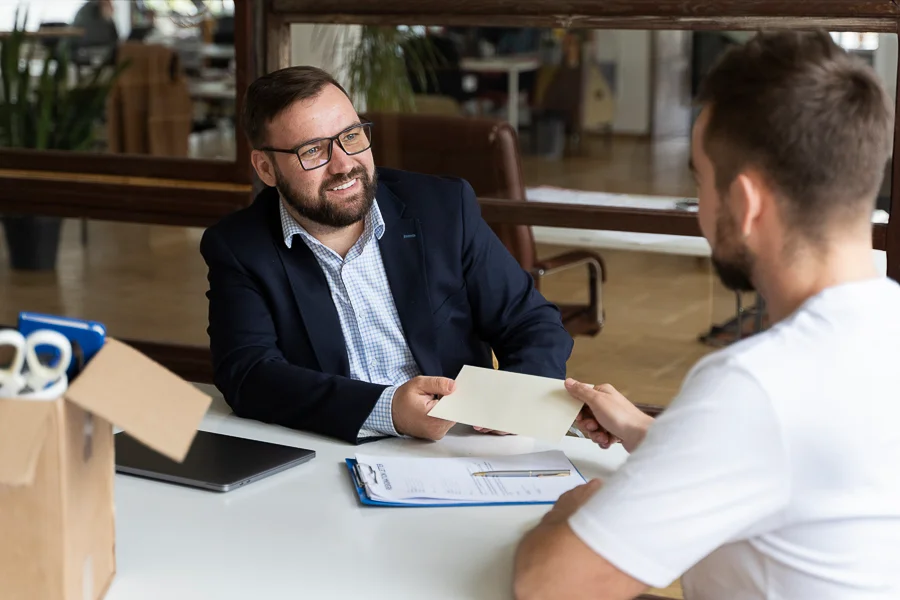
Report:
754,294,765,333
734,292,744,341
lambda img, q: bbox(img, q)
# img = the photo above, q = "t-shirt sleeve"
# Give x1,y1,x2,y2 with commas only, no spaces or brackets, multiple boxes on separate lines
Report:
567,358,791,589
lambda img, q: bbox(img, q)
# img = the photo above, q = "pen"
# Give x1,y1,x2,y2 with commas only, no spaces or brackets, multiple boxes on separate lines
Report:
471,469,571,478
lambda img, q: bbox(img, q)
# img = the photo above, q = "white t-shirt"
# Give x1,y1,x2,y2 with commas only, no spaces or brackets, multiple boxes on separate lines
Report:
568,277,900,599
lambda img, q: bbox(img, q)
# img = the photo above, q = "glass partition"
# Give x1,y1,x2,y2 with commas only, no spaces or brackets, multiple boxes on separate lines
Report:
0,0,250,181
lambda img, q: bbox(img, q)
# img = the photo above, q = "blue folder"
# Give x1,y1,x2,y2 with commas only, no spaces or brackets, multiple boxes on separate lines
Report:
17,312,107,378
345,458,584,508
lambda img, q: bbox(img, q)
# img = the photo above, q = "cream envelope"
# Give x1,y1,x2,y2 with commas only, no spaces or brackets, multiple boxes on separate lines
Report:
427,365,583,443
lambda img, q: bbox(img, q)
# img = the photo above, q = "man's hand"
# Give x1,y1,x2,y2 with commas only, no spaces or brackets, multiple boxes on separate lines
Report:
575,404,621,449
566,379,654,453
541,479,603,526
392,376,458,440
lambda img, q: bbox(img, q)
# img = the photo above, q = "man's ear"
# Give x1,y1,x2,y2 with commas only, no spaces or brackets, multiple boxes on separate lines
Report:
251,149,277,188
730,171,766,238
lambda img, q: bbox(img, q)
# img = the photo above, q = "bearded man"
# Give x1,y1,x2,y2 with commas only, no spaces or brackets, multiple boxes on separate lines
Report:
513,30,900,600
200,66,572,444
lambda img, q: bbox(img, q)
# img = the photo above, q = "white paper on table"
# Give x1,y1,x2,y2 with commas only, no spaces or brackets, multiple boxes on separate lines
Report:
354,450,585,505
426,365,583,443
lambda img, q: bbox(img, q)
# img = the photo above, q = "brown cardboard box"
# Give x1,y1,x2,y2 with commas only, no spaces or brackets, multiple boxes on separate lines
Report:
0,338,212,600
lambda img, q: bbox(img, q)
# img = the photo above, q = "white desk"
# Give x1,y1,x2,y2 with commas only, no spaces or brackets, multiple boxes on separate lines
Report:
201,44,235,61
461,55,541,133
189,80,236,101
105,385,628,600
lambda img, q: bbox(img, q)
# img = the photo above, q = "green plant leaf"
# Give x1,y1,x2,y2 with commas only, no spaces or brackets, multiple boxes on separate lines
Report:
319,25,443,114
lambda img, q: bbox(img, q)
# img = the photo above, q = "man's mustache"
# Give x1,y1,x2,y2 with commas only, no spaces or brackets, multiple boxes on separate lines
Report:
322,169,368,192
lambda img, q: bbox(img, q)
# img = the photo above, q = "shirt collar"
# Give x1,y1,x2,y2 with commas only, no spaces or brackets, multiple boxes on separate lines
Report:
279,197,385,249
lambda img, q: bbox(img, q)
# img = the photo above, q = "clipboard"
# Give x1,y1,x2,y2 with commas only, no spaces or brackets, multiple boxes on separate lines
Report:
344,458,585,508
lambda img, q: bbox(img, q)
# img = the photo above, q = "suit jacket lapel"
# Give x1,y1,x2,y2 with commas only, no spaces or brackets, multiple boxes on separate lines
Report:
268,192,350,377
376,185,443,377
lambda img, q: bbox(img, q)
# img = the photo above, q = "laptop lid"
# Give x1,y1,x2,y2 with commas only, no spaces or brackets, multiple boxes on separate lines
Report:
114,430,315,492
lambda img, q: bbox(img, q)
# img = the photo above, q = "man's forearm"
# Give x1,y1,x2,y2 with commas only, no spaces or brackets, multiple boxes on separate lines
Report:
514,521,565,600
220,353,387,443
514,520,648,600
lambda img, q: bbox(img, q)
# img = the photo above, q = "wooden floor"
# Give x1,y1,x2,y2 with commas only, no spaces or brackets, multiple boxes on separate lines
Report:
1,135,742,600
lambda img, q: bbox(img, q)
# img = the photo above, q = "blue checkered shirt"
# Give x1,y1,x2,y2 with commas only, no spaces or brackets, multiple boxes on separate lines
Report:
279,200,421,438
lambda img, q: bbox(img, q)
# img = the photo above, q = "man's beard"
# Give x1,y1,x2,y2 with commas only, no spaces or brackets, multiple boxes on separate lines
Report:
710,203,756,292
275,164,377,229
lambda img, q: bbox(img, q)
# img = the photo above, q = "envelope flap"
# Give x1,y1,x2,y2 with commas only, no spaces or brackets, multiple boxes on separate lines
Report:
0,399,55,486
65,338,211,462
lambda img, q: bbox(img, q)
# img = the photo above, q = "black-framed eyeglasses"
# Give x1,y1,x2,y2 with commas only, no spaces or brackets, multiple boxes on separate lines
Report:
260,122,373,171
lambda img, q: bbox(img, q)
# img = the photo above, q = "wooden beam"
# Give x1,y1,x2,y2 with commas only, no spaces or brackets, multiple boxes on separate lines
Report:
481,199,702,236
270,0,899,19
0,148,247,183
267,12,292,72
233,0,255,177
271,13,896,32
479,199,889,251
888,18,900,283
0,174,250,228
270,0,897,30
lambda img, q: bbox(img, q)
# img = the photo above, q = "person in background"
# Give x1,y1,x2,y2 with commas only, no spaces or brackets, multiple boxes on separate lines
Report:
513,29,900,599
72,0,118,62
200,66,573,445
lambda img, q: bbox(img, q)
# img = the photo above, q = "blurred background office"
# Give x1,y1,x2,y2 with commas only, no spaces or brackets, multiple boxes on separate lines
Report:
0,0,236,160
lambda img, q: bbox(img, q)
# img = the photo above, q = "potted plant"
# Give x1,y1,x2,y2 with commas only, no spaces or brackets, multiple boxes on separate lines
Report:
321,25,444,113
0,7,128,271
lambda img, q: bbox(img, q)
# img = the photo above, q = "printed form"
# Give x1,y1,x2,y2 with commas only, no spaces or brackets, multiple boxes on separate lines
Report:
353,450,586,505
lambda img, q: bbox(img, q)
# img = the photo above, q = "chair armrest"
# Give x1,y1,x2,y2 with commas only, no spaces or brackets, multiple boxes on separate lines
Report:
530,250,606,332
532,250,607,282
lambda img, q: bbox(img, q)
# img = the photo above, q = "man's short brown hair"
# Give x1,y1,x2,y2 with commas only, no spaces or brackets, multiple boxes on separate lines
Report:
697,30,894,238
242,66,351,148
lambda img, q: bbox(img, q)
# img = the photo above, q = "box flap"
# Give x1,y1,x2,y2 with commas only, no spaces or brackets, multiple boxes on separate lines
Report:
0,400,55,486
64,338,211,462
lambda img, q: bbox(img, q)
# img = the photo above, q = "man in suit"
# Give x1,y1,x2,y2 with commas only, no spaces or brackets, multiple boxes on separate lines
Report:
200,66,573,444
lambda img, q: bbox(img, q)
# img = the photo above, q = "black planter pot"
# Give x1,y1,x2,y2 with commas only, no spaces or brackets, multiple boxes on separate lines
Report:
1,215,63,271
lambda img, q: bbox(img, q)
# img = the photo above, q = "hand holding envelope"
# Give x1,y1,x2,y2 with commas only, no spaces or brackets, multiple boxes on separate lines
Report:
426,366,585,443
565,378,653,452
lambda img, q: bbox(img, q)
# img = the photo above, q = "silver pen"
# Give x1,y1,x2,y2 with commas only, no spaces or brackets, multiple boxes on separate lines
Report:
471,469,571,478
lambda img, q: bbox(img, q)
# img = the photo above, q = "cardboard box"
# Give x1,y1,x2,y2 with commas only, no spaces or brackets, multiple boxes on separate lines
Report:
0,338,212,600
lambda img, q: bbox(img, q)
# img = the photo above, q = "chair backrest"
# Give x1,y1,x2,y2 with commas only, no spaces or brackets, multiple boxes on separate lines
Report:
363,112,537,271
107,43,192,157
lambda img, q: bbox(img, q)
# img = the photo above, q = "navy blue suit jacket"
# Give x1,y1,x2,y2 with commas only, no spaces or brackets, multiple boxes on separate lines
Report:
200,167,573,443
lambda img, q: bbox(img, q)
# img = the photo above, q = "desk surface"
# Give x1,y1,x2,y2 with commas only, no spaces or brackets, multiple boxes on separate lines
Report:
105,385,635,600
461,55,541,73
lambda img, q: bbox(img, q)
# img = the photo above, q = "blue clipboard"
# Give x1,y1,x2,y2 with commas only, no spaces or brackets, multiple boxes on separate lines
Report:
345,458,584,508
17,312,107,379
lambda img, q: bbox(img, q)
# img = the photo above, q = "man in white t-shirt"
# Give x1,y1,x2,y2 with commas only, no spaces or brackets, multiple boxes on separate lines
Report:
513,30,900,600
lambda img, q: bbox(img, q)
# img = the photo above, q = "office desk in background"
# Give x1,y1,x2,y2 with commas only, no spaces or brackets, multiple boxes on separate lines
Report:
461,55,541,133
105,384,679,600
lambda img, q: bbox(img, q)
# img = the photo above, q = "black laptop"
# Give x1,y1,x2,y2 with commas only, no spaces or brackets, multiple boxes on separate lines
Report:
115,430,315,492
